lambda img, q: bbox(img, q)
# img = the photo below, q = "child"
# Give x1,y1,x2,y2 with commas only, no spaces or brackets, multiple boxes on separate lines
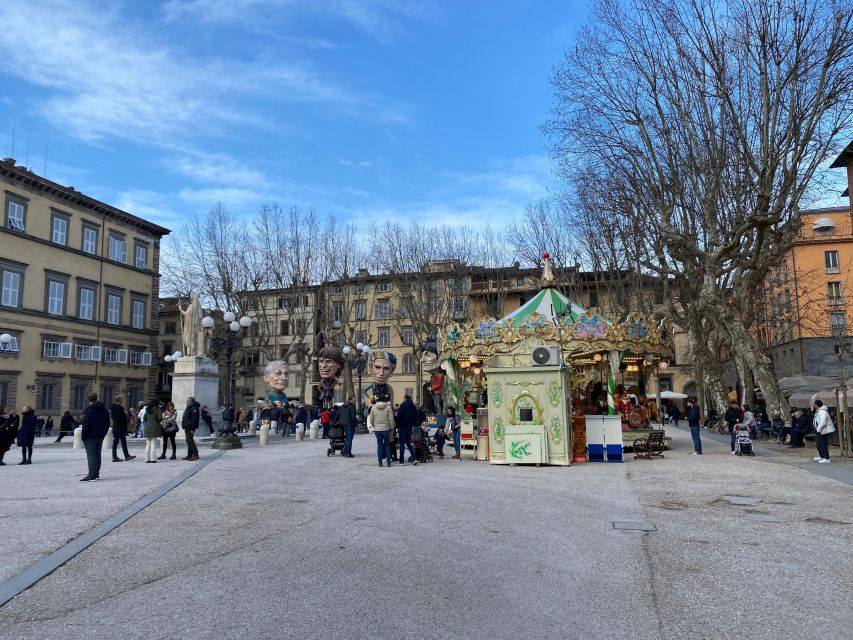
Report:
434,423,446,457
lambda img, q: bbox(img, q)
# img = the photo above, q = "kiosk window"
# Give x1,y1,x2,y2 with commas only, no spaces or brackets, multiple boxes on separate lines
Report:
519,408,534,422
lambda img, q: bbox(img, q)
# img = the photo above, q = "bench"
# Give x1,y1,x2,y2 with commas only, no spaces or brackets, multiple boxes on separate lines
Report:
622,429,671,451
633,430,665,460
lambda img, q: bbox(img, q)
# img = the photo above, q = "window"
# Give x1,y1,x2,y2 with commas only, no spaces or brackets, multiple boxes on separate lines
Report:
162,342,173,357
404,387,414,399
71,382,89,412
37,381,59,413
828,281,843,305
127,384,142,409
75,344,99,361
1,266,22,308
100,381,117,405
43,340,71,359
403,353,415,374
825,250,840,273
46,277,67,316
658,375,673,393
399,297,413,318
5,195,26,232
82,224,98,254
376,282,391,293
130,351,152,366
355,330,368,345
106,293,122,325
292,372,303,389
158,371,171,391
331,303,344,323
374,299,391,320
280,320,290,335
331,285,344,296
830,311,847,335
452,298,467,320
132,299,146,329
164,321,176,335
0,335,19,352
278,296,291,309
402,327,413,346
51,212,69,245
134,242,148,269
378,327,390,348
78,286,95,321
104,347,128,364
355,300,367,320
293,318,307,335
589,289,599,308
108,232,128,263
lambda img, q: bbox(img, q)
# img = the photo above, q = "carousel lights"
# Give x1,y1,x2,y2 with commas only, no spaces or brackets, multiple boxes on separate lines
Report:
658,360,669,369
469,354,480,364
460,360,471,369
593,353,603,362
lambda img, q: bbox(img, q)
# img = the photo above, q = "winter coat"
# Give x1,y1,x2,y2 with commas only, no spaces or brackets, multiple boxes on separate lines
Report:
334,402,358,428
110,403,129,433
182,401,200,431
16,409,36,447
369,401,394,432
161,409,178,434
60,412,76,433
144,406,163,439
81,402,111,440
686,405,700,425
814,406,835,435
0,413,15,453
395,398,418,431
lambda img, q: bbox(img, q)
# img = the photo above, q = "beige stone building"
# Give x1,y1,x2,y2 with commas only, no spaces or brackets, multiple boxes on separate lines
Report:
0,158,169,418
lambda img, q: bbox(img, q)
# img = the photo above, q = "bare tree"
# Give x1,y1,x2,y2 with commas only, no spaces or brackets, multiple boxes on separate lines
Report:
546,0,853,417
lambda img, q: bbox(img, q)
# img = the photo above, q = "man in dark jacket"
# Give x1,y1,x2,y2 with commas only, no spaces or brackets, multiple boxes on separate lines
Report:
110,395,135,462
81,393,111,481
337,398,358,458
724,401,741,453
395,394,419,465
182,396,200,461
686,398,702,455
789,408,812,448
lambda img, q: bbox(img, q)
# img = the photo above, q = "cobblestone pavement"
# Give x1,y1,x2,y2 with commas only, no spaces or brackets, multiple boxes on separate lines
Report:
0,429,851,640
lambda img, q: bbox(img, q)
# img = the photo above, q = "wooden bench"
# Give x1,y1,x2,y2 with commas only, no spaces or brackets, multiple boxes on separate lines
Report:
622,429,671,451
633,430,665,460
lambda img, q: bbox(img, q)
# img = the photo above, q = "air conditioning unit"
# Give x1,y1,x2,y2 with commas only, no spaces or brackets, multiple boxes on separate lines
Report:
532,345,560,366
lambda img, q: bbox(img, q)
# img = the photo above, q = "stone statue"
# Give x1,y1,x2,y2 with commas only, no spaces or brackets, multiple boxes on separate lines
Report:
178,295,203,357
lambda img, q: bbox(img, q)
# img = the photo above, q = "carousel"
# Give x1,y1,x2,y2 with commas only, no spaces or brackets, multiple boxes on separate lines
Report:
439,253,672,466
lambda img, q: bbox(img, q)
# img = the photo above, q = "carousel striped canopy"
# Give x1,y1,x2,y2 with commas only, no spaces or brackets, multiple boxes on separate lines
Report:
499,288,588,327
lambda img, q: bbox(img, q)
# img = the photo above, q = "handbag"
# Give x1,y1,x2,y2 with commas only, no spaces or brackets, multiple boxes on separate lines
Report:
163,420,178,435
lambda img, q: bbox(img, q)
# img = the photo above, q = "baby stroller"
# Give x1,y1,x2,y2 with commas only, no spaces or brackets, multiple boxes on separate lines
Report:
327,425,345,456
735,425,755,456
412,425,432,463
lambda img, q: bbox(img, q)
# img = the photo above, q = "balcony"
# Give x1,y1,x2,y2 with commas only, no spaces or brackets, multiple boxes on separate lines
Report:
828,297,846,307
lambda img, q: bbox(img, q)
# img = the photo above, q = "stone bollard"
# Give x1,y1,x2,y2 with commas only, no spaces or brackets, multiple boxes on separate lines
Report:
102,427,113,450
270,420,278,436
296,423,304,441
249,419,257,435
73,426,83,449
260,424,270,446
309,420,319,440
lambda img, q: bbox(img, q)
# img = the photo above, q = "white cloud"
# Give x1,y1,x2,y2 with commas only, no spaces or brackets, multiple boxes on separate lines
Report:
337,156,373,168
173,153,270,188
113,189,187,230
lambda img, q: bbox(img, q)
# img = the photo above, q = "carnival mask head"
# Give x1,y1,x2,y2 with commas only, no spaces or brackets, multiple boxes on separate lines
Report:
420,338,439,372
316,345,344,380
370,350,397,385
263,360,289,392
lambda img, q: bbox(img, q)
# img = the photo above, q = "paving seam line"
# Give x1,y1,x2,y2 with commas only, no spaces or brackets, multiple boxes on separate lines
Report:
0,450,227,608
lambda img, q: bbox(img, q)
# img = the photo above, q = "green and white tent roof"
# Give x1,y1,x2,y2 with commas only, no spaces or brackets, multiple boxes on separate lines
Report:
499,288,588,327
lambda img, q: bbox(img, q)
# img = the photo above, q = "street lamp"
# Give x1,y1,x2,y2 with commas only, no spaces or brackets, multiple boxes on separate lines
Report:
202,312,252,448
343,342,371,425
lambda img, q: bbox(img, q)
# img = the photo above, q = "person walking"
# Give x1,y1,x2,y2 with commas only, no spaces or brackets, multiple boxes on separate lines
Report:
110,396,135,462
321,408,331,439
81,393,111,482
446,407,461,459
395,394,419,466
142,400,163,463
159,401,179,460
182,396,200,461
369,395,394,468
35,415,45,438
17,406,36,465
200,404,214,436
0,406,14,466
45,415,54,437
56,410,75,443
742,405,757,440
813,399,835,464
337,397,358,458
686,398,702,455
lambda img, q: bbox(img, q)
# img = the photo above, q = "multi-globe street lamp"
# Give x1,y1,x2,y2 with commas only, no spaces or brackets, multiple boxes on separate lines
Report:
201,311,252,444
342,342,372,423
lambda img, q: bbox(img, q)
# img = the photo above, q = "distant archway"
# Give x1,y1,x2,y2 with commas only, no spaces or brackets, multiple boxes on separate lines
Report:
682,381,697,398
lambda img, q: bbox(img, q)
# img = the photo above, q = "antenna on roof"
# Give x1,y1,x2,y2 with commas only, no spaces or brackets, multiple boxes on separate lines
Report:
43,135,49,177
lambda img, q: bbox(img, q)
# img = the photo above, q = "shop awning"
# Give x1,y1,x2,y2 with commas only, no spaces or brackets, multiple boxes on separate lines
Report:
778,375,836,393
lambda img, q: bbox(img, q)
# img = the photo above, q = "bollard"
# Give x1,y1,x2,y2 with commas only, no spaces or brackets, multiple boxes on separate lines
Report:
102,427,113,450
260,424,270,446
296,423,304,441
270,420,278,436
73,426,83,449
309,419,319,440
249,419,257,435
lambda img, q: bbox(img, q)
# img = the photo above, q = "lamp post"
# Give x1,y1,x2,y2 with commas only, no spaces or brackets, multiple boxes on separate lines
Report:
202,311,252,449
163,350,183,404
343,342,371,426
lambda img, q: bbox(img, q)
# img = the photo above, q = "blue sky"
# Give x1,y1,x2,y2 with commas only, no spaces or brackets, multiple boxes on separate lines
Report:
0,0,588,233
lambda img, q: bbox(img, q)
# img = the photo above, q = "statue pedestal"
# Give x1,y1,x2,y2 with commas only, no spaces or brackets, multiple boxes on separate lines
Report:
211,435,243,450
172,356,219,438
